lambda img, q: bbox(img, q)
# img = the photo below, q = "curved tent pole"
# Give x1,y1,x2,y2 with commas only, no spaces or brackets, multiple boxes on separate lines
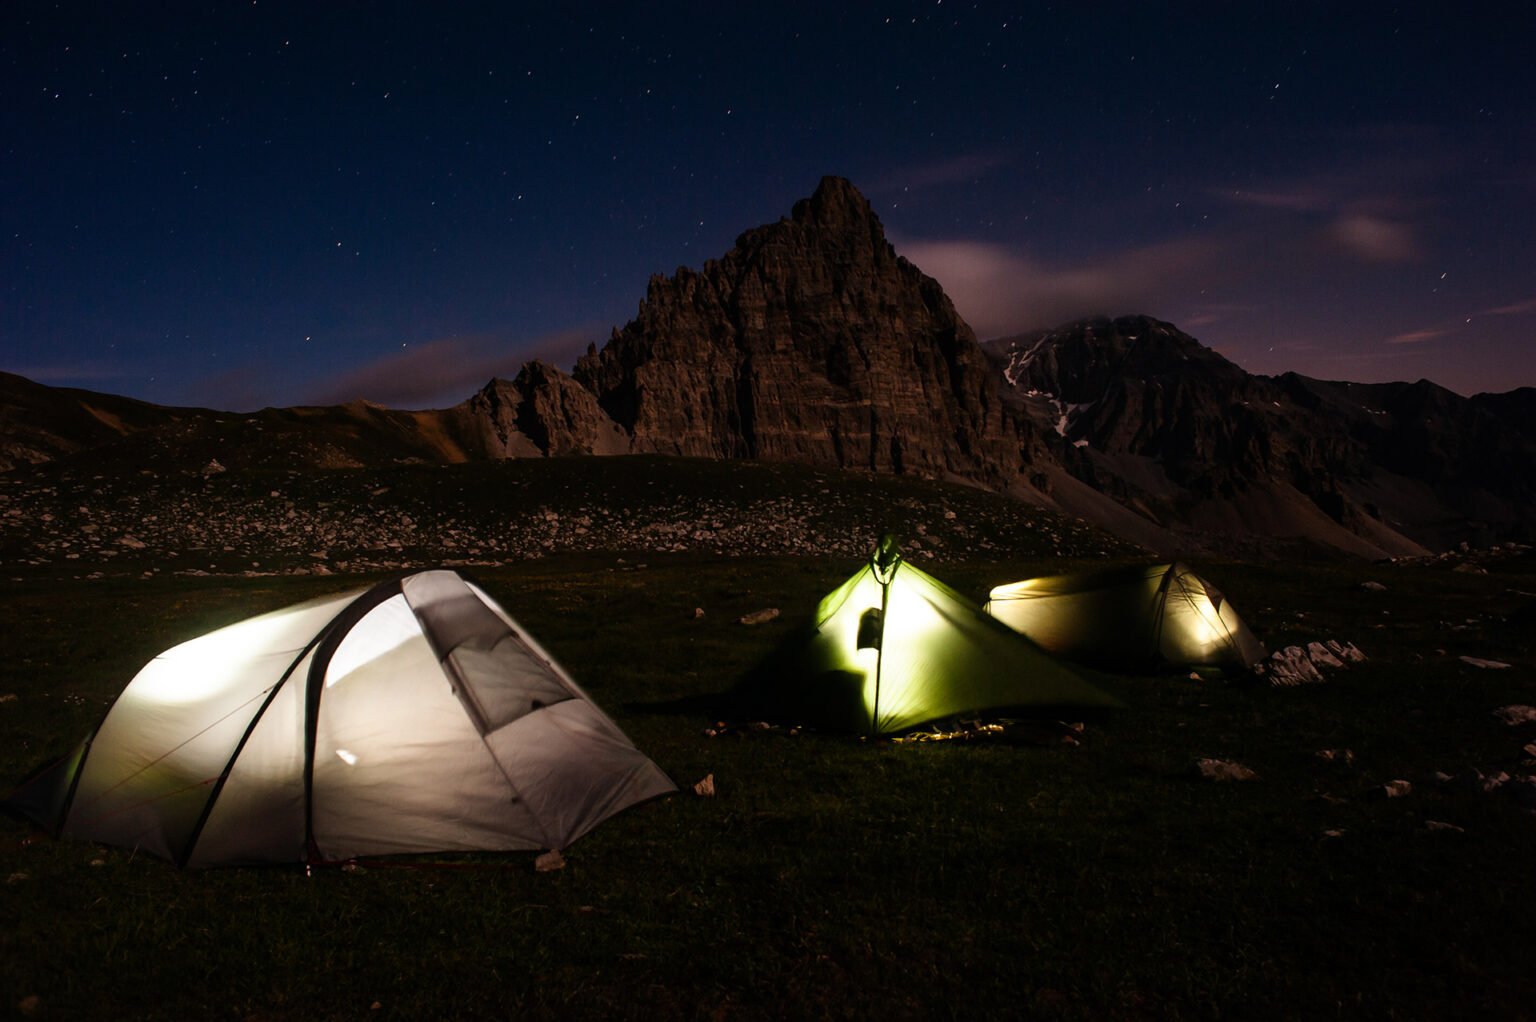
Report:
174,624,334,868
300,577,410,866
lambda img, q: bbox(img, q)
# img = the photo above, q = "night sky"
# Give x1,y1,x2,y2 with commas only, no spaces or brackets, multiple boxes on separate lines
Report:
5,3,1534,410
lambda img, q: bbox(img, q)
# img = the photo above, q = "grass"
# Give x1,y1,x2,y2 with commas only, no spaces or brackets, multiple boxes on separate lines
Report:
2,546,1535,1019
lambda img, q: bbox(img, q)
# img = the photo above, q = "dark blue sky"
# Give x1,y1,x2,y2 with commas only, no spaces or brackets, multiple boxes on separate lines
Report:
5,2,1534,409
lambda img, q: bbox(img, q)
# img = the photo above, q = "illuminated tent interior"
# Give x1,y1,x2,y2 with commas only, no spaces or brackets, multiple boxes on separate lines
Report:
985,562,1266,675
733,536,1122,736
4,569,675,867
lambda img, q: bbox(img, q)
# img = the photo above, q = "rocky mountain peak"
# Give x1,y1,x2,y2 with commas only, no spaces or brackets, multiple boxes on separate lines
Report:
789,175,881,231
571,177,1033,490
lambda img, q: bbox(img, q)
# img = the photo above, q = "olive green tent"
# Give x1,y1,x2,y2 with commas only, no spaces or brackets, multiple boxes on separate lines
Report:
985,563,1265,675
734,536,1121,735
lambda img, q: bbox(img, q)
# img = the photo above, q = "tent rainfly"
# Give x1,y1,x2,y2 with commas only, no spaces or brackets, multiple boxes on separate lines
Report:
734,535,1121,735
3,569,674,867
985,562,1266,674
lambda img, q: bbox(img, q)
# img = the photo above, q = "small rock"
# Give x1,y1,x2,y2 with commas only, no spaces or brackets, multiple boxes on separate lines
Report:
534,849,566,873
692,607,705,619
1377,779,1413,799
201,458,226,477
1480,770,1511,794
1460,656,1511,670
1306,641,1345,670
739,608,780,626
1522,742,1536,759
0,693,17,704
1316,748,1355,765
1327,640,1367,663
1193,757,1257,782
1359,581,1387,592
17,995,42,1018
1424,820,1464,833
1264,646,1324,685
692,773,716,797
1321,829,1345,839
1493,705,1536,725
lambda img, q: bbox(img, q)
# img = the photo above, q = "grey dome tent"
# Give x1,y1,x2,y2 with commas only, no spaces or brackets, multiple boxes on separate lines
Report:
4,569,674,867
734,536,1121,736
985,562,1265,675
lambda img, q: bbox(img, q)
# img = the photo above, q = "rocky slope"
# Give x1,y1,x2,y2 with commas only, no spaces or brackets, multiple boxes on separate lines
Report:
988,316,1536,556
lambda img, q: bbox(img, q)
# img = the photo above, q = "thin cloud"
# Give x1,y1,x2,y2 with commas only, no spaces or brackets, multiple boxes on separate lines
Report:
302,326,600,409
6,362,135,384
1484,297,1536,316
871,153,1009,193
1330,214,1420,263
1217,156,1434,266
896,234,1229,338
1385,328,1447,345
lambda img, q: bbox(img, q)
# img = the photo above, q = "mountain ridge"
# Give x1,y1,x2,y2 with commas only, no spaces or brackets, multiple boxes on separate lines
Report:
5,178,1534,558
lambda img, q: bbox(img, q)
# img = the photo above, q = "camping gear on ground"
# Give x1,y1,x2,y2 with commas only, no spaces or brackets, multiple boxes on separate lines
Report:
985,562,1265,674
4,569,674,867
734,535,1121,736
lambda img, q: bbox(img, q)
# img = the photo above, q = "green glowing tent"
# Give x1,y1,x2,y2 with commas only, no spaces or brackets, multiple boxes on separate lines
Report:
985,562,1266,675
734,536,1121,735
4,569,674,867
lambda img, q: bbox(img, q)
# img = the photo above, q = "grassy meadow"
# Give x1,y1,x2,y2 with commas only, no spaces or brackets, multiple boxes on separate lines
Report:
2,472,1535,1018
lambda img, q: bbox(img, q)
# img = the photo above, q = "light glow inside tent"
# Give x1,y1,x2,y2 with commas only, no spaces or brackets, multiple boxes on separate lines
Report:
985,563,1265,673
736,535,1120,735
325,593,418,688
4,570,677,867
125,595,352,706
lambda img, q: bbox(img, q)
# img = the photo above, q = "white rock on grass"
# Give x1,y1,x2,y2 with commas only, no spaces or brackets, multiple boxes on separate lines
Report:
1307,641,1346,670
1460,656,1512,670
1377,779,1413,799
1327,640,1367,663
1264,646,1324,686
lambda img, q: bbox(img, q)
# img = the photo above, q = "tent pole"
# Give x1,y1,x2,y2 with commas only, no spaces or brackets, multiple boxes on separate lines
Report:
871,575,890,737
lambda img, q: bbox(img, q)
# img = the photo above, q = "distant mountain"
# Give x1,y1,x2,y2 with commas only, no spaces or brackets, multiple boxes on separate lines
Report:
987,316,1536,555
4,178,1534,558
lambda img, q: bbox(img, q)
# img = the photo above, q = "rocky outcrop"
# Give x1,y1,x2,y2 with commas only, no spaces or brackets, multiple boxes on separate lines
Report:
460,362,628,458
572,176,1041,491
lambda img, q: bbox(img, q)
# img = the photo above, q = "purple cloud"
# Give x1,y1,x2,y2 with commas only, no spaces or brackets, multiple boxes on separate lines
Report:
300,326,599,409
